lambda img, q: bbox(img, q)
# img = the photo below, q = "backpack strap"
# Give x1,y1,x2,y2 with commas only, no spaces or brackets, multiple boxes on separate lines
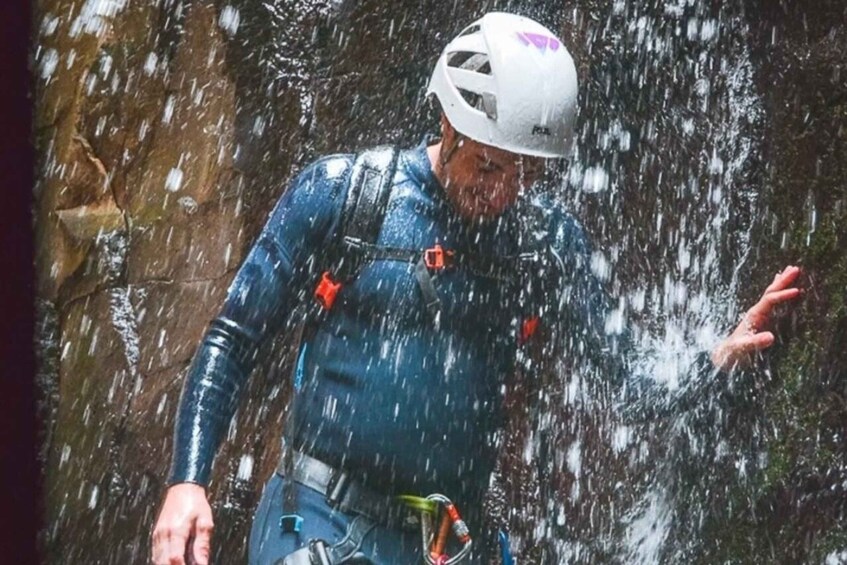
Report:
508,198,563,347
313,146,400,309
336,146,401,278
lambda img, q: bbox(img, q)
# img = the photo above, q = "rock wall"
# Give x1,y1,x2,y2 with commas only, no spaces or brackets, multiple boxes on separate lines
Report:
33,0,846,563
33,0,457,560
34,1,308,561
694,1,847,561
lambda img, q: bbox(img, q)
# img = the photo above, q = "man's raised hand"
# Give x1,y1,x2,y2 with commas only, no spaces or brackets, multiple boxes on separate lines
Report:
711,265,803,372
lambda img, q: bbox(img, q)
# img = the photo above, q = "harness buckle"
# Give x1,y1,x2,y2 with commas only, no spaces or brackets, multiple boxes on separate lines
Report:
326,469,351,507
342,235,365,251
315,271,342,310
424,244,454,270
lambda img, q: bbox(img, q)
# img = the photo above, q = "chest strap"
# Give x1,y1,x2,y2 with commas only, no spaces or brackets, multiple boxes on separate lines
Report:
315,237,546,328
341,236,537,281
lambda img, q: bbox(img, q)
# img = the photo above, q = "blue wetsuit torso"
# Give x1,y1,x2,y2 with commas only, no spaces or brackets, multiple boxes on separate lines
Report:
168,142,715,514
287,148,524,503
170,143,552,505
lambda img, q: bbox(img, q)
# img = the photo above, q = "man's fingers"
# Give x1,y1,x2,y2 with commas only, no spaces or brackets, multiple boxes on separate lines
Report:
764,265,801,293
747,288,802,323
152,530,166,564
763,288,802,307
712,331,777,371
151,527,177,565
717,266,801,371
156,527,189,565
737,331,775,354
191,519,214,565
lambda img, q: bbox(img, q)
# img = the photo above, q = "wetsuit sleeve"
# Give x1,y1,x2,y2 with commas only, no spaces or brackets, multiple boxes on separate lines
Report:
541,212,727,423
167,154,353,487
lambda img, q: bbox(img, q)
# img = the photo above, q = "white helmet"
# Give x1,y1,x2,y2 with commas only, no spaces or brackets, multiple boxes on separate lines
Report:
427,12,579,159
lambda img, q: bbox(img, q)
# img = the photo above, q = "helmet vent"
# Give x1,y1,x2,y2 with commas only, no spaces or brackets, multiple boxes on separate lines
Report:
456,89,498,120
447,51,492,75
456,88,482,109
457,24,481,37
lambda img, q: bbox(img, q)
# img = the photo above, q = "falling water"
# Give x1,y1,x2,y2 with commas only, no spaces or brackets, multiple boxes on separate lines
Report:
33,0,847,563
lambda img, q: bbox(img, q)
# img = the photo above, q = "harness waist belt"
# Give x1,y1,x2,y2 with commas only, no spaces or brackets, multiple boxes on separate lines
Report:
277,442,418,529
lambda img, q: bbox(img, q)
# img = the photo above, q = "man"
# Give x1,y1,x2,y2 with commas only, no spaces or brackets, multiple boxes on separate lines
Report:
152,12,801,565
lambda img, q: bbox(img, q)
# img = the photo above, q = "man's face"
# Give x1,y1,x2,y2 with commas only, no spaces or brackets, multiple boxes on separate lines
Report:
441,128,546,220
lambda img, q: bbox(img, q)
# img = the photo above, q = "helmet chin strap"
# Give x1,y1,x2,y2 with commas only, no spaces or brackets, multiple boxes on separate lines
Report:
440,132,464,168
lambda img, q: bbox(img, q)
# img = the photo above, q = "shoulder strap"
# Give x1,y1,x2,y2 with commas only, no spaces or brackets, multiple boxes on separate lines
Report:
339,145,400,253
509,198,560,320
300,146,400,351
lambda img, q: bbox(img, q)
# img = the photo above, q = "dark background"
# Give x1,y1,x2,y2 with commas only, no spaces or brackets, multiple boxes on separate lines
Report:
1,0,37,562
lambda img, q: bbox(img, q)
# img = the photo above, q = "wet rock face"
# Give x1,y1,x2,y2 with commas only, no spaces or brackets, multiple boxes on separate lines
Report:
33,1,289,561
717,1,847,561
34,0,846,563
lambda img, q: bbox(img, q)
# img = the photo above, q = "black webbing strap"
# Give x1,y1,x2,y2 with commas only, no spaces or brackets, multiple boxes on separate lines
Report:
340,236,419,264
453,251,536,283
301,147,400,343
340,237,538,324
336,146,400,280
341,236,534,283
414,257,443,323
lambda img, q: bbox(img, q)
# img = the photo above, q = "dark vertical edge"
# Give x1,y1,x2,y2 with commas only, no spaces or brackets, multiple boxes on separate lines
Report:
0,0,38,562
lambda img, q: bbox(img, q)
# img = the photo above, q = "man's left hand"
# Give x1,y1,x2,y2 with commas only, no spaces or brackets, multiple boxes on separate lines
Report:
711,265,803,372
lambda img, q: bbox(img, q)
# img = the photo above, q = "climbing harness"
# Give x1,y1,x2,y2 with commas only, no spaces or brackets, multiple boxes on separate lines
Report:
399,493,473,565
275,438,477,564
278,515,375,565
275,439,418,564
277,491,477,565
277,440,415,525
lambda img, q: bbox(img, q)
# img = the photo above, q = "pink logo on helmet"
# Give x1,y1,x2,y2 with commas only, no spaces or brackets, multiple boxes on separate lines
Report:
516,31,560,53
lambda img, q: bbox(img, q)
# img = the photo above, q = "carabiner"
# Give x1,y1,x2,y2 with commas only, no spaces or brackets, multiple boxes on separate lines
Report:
422,494,473,565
